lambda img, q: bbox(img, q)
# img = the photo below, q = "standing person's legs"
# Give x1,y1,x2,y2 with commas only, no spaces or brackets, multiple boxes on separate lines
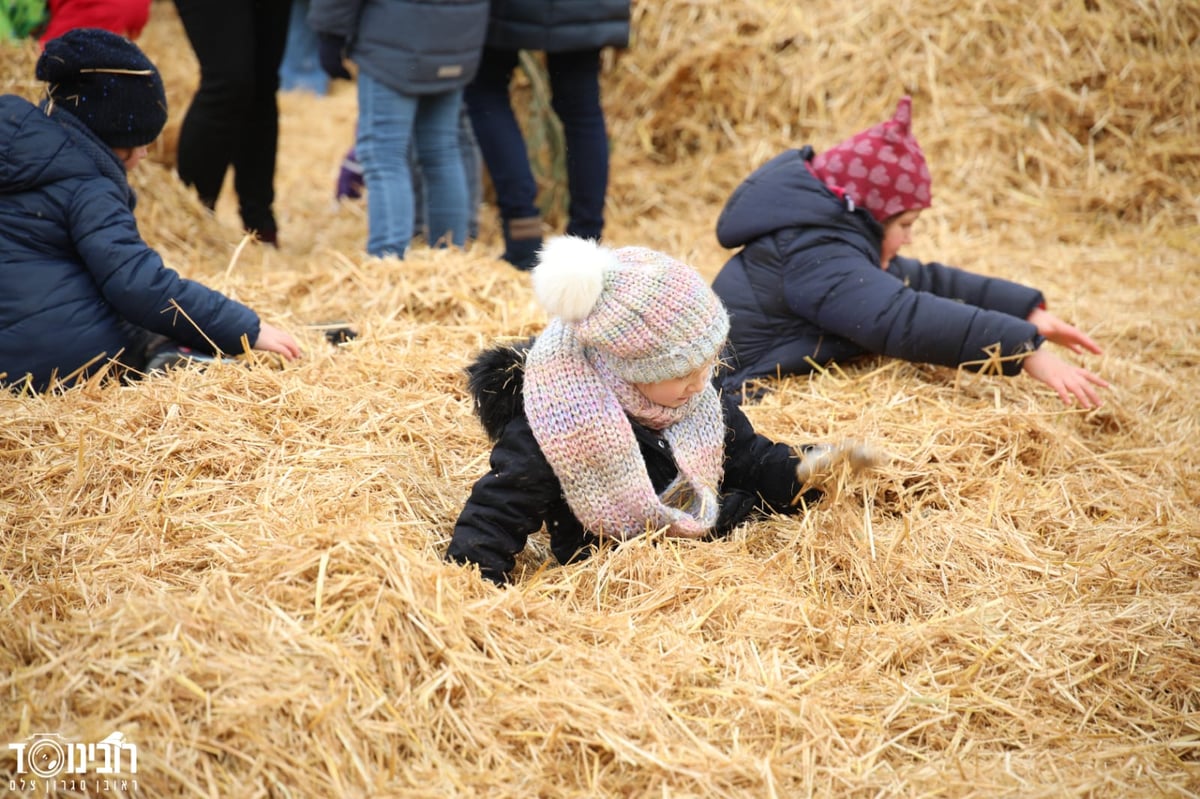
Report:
174,0,257,211
413,90,468,248
232,0,290,240
412,103,481,241
279,0,328,94
464,46,541,268
409,136,427,240
458,104,483,241
357,72,419,258
547,49,608,241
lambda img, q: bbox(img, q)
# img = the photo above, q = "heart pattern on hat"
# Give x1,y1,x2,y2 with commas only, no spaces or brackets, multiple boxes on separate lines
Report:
809,96,932,223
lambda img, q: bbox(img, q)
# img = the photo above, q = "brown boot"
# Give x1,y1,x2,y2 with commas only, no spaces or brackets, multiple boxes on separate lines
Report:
502,215,542,270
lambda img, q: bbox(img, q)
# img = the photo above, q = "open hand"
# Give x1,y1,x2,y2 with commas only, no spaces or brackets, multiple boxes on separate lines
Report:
1021,348,1108,409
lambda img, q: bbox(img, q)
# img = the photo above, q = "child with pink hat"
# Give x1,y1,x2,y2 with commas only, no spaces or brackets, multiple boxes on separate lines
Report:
713,97,1108,409
446,236,877,585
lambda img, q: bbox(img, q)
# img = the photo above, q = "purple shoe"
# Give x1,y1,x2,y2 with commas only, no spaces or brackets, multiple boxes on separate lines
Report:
336,147,365,201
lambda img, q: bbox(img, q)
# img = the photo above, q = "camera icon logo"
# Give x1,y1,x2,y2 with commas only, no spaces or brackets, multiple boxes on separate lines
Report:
20,733,71,779
8,729,137,779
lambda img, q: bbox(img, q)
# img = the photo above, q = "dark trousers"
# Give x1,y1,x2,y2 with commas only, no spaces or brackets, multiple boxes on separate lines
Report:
175,0,290,237
465,47,609,240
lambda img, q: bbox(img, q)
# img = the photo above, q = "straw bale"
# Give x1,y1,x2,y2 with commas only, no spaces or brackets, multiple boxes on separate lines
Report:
2,1,1198,796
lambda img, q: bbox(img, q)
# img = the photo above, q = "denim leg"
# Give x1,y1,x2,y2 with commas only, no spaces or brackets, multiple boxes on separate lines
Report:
459,106,483,240
547,49,608,240
414,90,468,248
409,135,427,239
410,103,478,240
357,72,418,258
464,47,539,224
280,0,328,95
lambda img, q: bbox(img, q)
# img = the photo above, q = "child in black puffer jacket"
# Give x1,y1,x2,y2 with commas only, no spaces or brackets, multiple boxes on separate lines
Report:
446,236,877,585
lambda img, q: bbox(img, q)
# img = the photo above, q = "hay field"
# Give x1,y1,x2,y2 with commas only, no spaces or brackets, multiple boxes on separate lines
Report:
2,0,1198,796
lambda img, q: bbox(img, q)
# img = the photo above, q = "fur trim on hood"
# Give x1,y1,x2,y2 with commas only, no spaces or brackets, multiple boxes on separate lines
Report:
465,337,535,441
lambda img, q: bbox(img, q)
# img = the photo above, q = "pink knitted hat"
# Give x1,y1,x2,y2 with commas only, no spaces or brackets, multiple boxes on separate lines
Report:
523,237,729,540
531,237,729,383
809,96,932,222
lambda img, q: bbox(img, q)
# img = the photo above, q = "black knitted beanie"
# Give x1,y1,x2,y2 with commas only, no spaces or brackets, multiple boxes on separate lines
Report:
36,27,167,148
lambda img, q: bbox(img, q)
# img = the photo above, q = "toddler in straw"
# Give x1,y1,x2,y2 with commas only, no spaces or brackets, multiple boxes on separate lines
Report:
712,96,1108,409
0,28,301,393
446,236,877,585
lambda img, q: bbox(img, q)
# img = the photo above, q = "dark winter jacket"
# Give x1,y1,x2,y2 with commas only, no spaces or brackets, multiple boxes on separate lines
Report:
308,0,489,95
484,0,630,52
445,339,822,585
712,147,1046,395
0,95,260,393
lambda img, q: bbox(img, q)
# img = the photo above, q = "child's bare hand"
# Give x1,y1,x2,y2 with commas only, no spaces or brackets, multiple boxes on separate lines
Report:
1027,307,1102,355
1021,348,1108,409
254,323,303,361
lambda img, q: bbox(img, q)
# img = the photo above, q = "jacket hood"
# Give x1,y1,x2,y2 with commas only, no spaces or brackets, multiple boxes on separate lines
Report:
0,94,132,204
465,337,535,441
716,146,866,249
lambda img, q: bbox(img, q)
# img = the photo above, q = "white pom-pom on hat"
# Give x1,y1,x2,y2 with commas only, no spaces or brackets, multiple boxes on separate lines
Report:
532,236,617,322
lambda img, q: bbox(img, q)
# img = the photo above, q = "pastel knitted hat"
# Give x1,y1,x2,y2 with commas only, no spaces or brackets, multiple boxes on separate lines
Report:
524,237,728,540
531,236,730,384
809,96,932,222
36,28,167,148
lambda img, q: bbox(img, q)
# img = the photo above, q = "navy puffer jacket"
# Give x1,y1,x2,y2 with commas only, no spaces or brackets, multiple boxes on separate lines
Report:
0,95,260,392
712,148,1045,395
309,0,489,95
484,0,630,52
445,339,821,585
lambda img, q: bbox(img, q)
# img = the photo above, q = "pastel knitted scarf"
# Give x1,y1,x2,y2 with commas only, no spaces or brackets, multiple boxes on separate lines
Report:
524,319,726,540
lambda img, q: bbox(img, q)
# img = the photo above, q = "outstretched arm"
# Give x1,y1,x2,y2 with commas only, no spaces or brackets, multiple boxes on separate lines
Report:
797,256,1042,376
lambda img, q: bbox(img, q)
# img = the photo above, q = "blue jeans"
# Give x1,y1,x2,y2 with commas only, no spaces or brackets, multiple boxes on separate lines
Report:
279,0,328,95
465,47,609,240
357,72,468,257
412,106,481,241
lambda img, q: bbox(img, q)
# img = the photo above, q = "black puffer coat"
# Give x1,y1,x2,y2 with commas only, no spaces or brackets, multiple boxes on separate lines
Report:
712,147,1046,395
484,0,631,52
445,340,821,585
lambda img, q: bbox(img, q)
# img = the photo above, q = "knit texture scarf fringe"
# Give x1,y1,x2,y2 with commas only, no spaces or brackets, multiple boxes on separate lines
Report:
525,320,725,540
